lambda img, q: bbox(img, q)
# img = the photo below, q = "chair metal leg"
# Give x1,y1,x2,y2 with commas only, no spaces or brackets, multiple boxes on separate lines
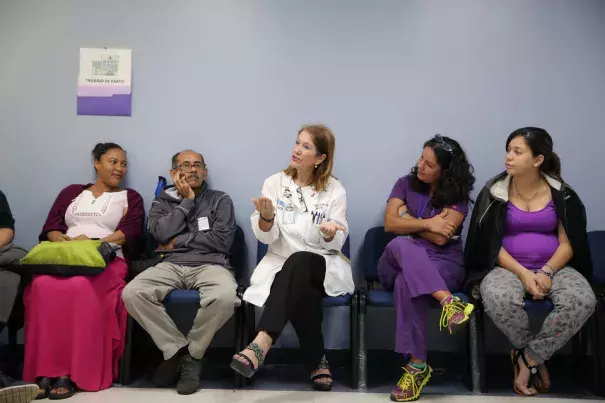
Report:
593,298,605,397
572,327,583,389
234,286,250,388
118,315,134,386
589,308,601,397
357,288,367,391
8,326,17,347
233,297,244,388
246,302,256,345
599,299,605,397
468,306,486,393
571,314,595,392
600,302,605,397
236,300,256,387
350,291,359,389
572,328,581,356
6,325,20,379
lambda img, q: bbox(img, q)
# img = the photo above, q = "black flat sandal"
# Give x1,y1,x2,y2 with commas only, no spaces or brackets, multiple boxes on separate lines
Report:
230,342,266,379
511,348,539,396
311,355,333,392
35,377,52,400
48,377,76,400
533,362,550,393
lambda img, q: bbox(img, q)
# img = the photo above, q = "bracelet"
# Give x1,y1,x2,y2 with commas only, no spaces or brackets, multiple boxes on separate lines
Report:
538,268,554,279
260,214,275,223
544,263,555,273
320,230,333,239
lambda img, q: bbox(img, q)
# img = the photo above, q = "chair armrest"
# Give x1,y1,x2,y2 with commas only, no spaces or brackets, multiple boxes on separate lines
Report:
236,284,246,300
358,287,367,311
128,255,162,280
2,264,22,274
592,283,605,298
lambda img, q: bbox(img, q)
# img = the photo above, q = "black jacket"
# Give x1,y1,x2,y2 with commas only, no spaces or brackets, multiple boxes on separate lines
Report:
464,172,592,289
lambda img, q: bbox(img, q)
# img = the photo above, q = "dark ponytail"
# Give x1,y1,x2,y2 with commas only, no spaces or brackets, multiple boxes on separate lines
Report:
541,151,561,178
506,127,562,179
92,142,123,162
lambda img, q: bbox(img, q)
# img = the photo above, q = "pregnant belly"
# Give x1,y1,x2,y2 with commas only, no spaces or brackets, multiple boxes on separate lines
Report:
502,232,559,270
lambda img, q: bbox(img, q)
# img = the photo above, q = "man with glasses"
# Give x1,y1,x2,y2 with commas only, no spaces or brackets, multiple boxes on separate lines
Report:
122,150,239,395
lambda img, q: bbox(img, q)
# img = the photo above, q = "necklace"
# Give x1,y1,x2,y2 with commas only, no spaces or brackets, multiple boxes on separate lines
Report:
513,177,542,201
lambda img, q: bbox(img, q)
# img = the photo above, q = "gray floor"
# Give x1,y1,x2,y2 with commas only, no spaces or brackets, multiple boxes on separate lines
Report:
68,388,605,403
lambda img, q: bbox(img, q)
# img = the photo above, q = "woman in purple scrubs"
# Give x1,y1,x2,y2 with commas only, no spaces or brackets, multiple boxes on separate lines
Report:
378,134,476,402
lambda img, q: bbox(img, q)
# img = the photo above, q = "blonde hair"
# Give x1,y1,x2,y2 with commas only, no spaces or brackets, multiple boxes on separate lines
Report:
283,124,335,192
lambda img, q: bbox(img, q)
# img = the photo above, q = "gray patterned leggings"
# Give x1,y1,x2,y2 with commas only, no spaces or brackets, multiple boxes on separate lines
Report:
480,267,596,364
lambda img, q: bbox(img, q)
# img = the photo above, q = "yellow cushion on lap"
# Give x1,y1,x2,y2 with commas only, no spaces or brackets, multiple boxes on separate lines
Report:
20,240,107,267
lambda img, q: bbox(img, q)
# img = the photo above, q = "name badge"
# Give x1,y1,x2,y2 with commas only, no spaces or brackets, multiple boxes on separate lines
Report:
284,205,295,224
197,217,210,231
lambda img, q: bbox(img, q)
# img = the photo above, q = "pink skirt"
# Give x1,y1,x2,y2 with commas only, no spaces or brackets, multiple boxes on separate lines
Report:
23,258,128,391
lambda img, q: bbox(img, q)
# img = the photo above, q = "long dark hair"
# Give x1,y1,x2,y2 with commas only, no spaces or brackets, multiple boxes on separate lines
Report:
409,135,475,208
506,127,561,179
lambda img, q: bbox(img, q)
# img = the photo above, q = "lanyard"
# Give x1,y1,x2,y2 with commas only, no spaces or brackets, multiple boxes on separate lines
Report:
282,176,310,214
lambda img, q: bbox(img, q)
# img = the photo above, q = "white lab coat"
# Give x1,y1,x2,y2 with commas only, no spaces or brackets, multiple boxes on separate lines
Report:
243,171,354,307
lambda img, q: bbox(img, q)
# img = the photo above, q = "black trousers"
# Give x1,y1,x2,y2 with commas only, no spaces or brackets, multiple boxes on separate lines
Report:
257,251,327,370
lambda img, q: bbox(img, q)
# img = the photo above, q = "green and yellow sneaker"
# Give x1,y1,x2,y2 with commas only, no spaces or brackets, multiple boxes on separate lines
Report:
440,296,474,335
390,363,433,402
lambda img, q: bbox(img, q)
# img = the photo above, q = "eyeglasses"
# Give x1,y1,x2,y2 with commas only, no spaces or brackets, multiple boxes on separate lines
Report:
434,134,453,153
176,162,206,172
296,187,309,212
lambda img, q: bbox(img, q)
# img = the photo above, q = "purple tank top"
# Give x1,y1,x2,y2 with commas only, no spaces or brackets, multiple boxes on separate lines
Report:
501,200,559,270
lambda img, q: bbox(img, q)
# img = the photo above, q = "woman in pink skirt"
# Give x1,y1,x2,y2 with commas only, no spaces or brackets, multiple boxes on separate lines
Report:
23,143,144,399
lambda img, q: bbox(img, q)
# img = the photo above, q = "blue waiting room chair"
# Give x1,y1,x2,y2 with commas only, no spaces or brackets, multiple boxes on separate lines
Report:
471,231,603,395
356,227,480,392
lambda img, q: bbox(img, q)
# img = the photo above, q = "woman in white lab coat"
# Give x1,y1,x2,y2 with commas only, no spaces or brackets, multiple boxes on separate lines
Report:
230,124,353,391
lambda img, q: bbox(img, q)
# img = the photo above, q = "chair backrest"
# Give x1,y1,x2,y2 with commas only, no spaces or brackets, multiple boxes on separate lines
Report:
155,176,167,197
588,231,605,284
362,226,396,281
144,176,168,235
257,236,351,265
230,226,246,281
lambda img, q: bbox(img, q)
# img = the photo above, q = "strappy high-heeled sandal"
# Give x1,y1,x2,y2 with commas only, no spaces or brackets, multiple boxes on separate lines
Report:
230,342,266,379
